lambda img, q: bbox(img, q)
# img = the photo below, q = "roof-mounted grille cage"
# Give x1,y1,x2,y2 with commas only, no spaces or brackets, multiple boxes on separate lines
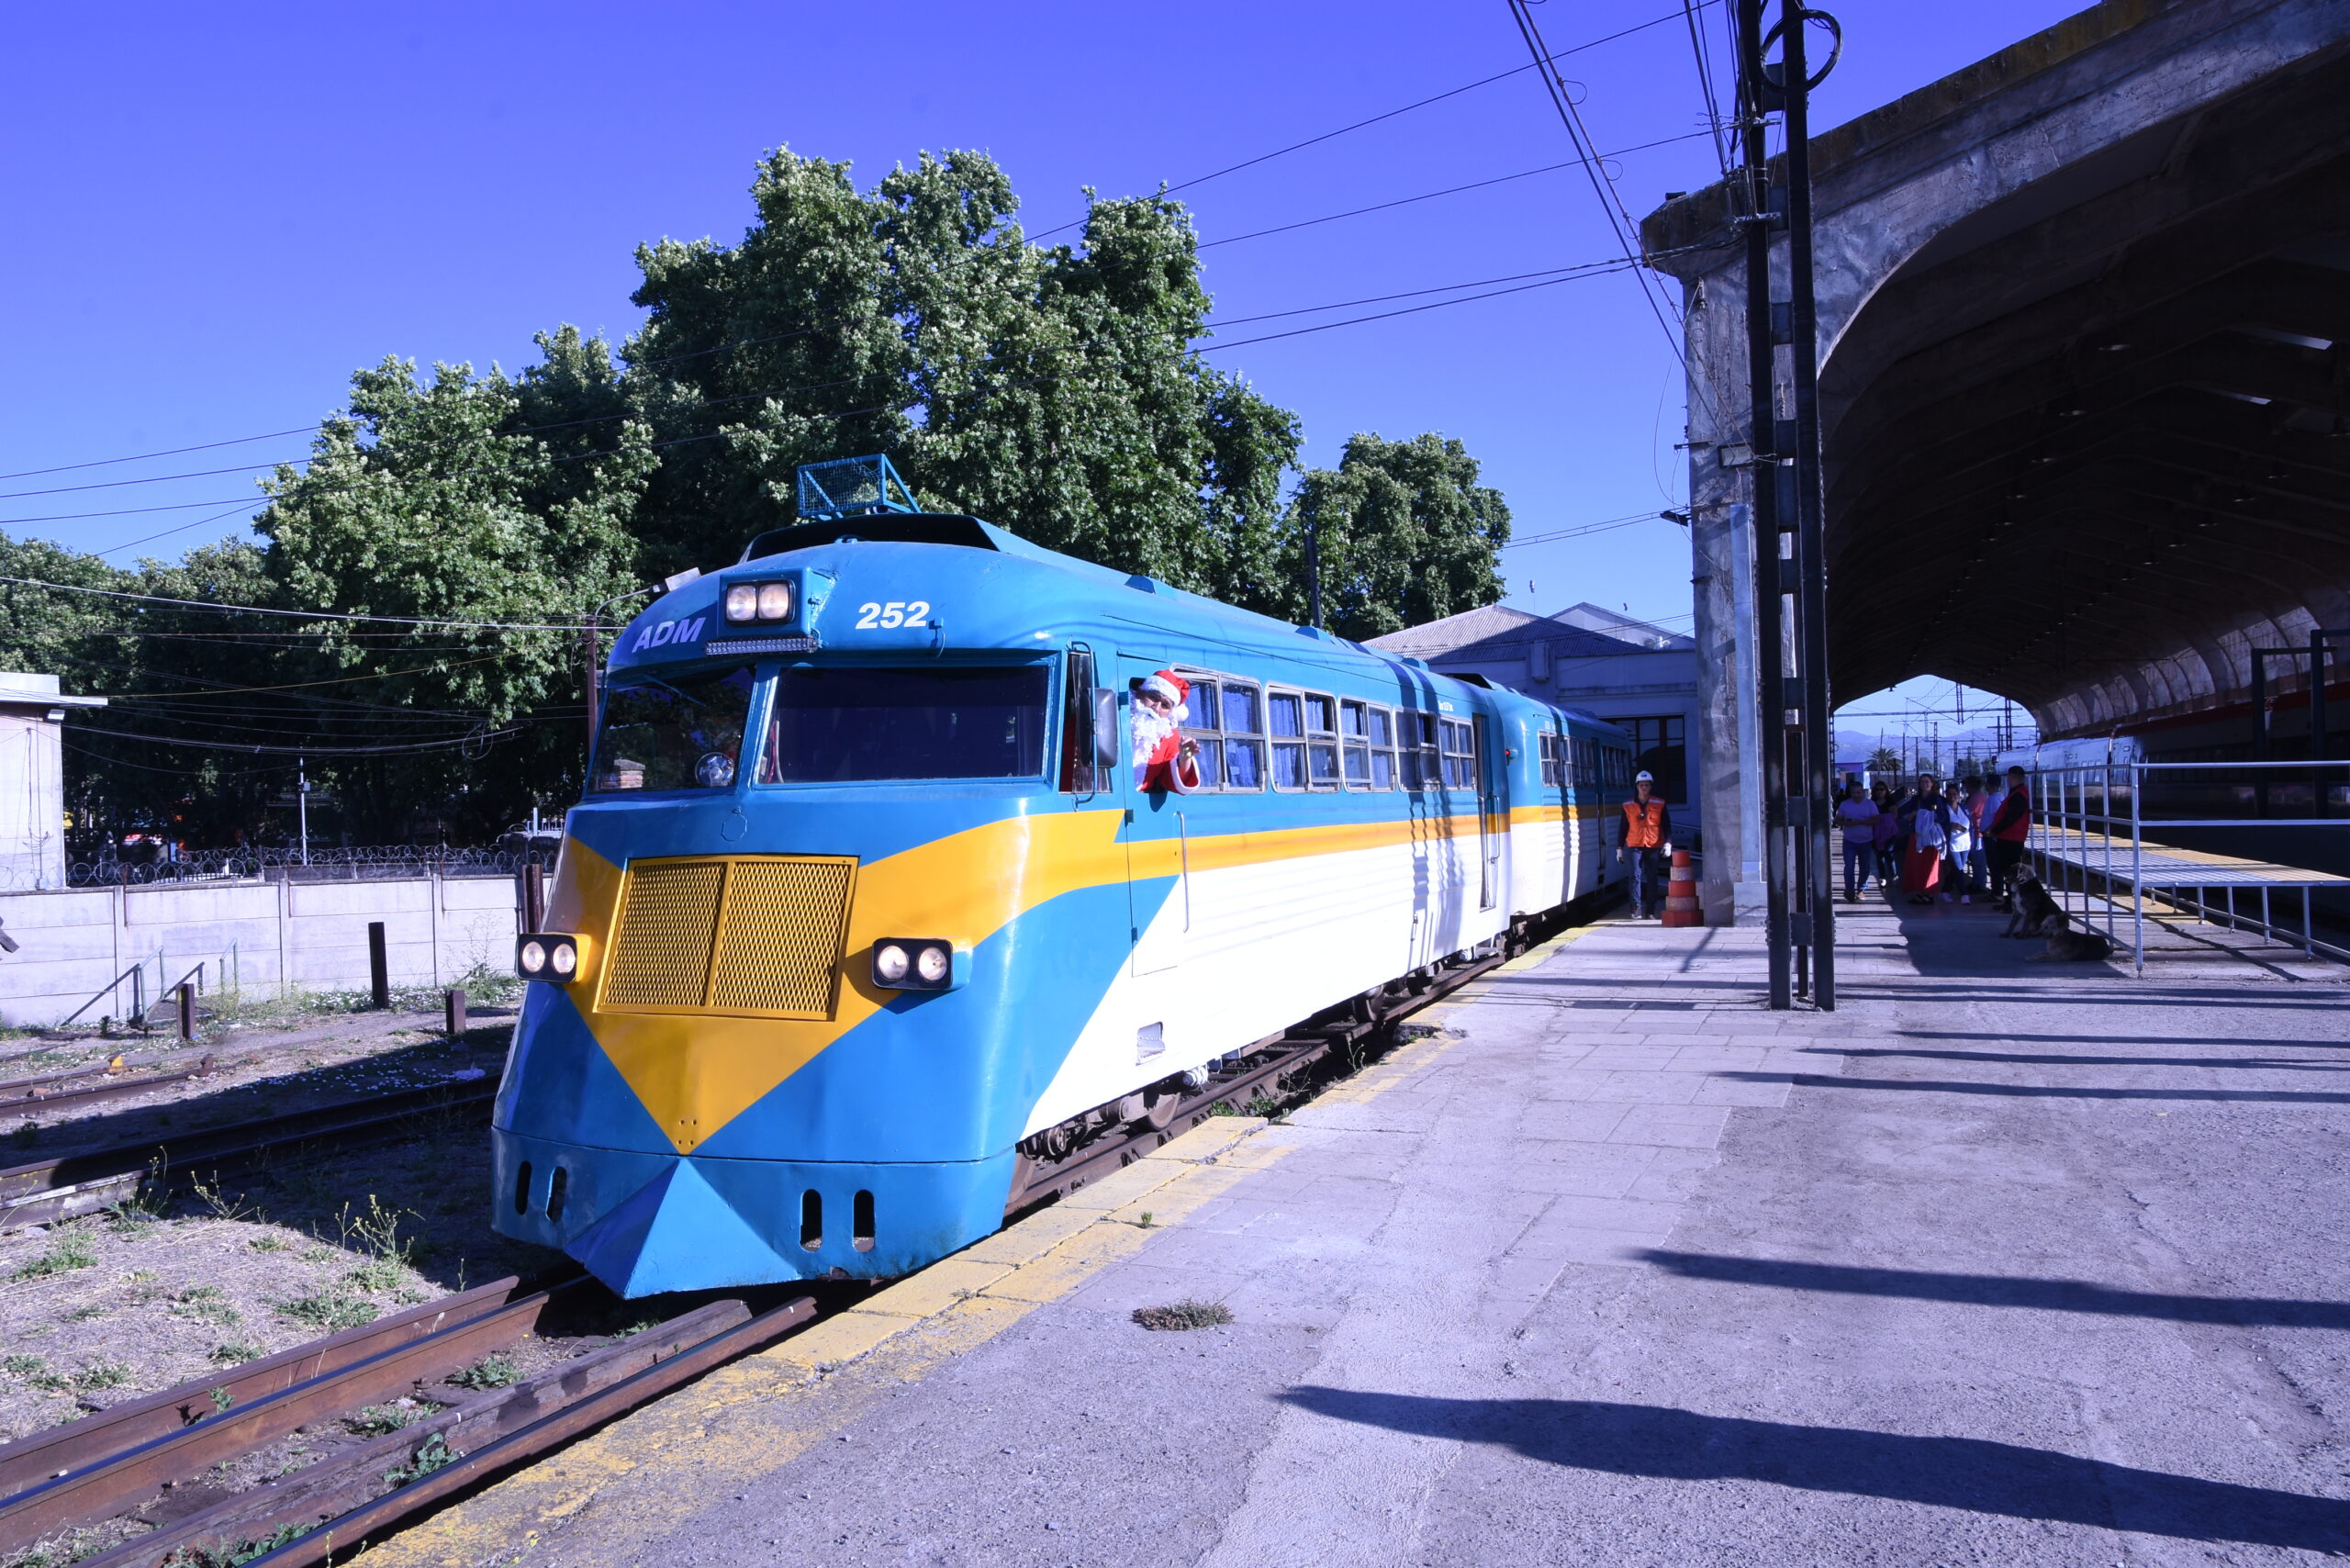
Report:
797,454,919,522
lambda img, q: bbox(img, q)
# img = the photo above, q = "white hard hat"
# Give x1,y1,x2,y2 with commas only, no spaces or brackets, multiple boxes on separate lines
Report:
1634,770,1654,782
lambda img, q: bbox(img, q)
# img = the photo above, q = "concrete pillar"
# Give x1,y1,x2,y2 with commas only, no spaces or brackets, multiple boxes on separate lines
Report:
1679,270,1768,926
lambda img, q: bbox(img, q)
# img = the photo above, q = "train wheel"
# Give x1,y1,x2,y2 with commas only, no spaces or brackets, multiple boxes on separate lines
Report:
1129,1085,1181,1132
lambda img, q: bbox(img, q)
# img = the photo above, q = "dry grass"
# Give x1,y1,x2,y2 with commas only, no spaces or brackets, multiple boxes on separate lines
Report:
1132,1299,1235,1331
0,1014,561,1446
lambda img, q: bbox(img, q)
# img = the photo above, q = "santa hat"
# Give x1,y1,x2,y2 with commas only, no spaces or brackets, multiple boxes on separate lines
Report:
1140,670,1189,707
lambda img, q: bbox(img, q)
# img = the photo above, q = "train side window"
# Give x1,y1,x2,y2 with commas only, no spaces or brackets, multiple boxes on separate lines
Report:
1220,681,1266,790
1177,670,1223,791
1401,711,1440,790
1368,706,1396,790
1305,694,1341,790
1268,691,1307,790
1538,733,1558,786
1441,720,1476,789
1341,700,1372,787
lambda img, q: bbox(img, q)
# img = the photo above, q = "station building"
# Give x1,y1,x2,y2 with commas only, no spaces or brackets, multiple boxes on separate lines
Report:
1367,602,1700,838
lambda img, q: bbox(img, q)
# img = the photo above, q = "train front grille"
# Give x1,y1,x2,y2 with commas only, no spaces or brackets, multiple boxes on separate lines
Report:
600,855,857,1018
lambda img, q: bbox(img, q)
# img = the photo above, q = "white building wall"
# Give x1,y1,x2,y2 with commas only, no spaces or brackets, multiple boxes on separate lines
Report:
0,875,522,1027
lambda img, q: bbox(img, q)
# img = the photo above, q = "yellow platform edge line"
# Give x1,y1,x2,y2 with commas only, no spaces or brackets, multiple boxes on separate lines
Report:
349,924,1590,1567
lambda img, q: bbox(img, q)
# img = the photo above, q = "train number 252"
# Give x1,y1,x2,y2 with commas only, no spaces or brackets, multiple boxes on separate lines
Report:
855,600,931,629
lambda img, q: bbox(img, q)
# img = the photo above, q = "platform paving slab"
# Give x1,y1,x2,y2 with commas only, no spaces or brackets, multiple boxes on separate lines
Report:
355,896,2350,1567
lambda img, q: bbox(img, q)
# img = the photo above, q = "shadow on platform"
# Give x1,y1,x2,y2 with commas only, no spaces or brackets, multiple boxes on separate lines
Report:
1281,1388,2350,1551
1639,1249,2350,1328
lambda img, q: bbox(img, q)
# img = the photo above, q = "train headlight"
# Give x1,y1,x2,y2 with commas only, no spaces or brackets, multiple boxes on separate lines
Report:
756,581,793,622
872,937,960,992
516,934,580,983
723,584,759,622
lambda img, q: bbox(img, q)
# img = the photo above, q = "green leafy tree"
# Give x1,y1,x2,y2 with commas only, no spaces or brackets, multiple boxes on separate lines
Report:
614,148,1300,595
250,351,652,839
1866,745,1902,776
22,142,1518,850
1281,432,1512,641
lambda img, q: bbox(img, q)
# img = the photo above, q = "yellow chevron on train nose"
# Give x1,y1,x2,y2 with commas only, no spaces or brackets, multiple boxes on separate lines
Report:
545,812,1128,1153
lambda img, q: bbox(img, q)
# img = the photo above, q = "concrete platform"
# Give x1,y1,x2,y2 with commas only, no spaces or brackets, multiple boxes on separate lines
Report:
358,895,2350,1567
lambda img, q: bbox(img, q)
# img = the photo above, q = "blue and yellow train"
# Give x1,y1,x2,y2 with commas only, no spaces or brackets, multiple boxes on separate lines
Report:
495,474,1637,1294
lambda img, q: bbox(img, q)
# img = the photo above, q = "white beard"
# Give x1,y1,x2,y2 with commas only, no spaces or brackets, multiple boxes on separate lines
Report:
1131,702,1187,776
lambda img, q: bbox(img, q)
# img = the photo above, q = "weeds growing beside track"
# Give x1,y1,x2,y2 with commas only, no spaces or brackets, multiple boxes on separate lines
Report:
1133,1299,1235,1331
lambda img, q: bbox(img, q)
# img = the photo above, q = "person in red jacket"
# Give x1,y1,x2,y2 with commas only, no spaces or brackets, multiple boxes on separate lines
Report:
1986,764,2033,908
1130,669,1203,794
1618,770,1672,918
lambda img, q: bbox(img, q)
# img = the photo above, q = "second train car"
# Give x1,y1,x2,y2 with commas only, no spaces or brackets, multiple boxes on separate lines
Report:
495,489,1637,1294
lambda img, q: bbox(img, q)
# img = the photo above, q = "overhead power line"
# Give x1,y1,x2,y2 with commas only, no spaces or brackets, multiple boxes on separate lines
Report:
1505,0,1691,373
8,251,1695,540
1504,510,1684,548
1029,1,1718,241
1197,130,1712,251
0,575,589,632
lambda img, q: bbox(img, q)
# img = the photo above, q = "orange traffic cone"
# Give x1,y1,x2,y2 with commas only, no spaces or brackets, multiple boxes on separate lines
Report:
1661,849,1703,927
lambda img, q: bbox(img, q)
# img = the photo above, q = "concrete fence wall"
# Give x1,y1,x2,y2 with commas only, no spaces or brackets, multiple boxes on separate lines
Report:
0,875,524,1027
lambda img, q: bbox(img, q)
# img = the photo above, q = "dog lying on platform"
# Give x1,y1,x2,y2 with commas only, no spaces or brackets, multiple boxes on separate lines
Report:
2023,911,2114,963
2002,868,2061,938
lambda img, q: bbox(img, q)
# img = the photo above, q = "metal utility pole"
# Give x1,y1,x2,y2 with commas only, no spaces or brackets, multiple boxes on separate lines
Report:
297,756,311,868
1304,518,1324,631
1734,0,1841,1009
583,619,601,758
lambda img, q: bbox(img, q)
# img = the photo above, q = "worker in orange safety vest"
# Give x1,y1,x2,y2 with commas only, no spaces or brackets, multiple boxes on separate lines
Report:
1617,770,1673,919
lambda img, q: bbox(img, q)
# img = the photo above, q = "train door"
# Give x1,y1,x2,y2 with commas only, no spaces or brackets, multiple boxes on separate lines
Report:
1117,654,1186,978
1475,714,1501,910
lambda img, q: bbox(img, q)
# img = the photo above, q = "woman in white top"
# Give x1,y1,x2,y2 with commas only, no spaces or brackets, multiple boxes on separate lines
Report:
1902,776,1948,906
1942,794,1974,904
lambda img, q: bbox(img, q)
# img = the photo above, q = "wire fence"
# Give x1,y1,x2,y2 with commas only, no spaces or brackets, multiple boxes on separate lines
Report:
65,840,562,888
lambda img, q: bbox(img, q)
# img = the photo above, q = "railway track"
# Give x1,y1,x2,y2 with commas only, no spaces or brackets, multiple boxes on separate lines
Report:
1005,935,1519,1212
0,1270,819,1568
0,922,1555,1564
0,1053,225,1120
0,1077,498,1235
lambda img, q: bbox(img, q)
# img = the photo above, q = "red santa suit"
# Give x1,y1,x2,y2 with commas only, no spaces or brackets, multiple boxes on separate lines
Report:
1131,670,1202,794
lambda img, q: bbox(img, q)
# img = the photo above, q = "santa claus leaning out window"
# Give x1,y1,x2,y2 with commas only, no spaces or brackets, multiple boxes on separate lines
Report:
1130,669,1203,794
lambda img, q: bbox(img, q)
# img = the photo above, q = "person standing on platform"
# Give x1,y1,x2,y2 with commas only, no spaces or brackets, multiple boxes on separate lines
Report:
1960,775,1991,895
1836,778,1880,903
1618,769,1671,919
1944,783,1975,904
1901,773,1950,906
1871,781,1900,898
1986,764,2034,908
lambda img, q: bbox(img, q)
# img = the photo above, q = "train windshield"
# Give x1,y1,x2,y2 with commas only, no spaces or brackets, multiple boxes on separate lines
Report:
759,664,1050,784
589,666,755,793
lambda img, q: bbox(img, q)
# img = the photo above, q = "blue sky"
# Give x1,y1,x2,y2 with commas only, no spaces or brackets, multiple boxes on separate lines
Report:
1,0,2087,711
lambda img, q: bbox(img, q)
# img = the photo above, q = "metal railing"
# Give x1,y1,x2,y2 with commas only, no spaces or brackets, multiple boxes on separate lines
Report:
65,842,560,889
2029,759,2350,976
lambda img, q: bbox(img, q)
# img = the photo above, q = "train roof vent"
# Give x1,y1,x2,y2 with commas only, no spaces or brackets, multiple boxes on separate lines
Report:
1450,672,1497,689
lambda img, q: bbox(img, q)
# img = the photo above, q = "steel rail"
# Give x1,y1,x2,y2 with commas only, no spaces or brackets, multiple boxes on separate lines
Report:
1005,944,1512,1213
71,1294,816,1568
0,1061,211,1116
228,1296,819,1568
0,1078,498,1233
0,1276,531,1510
0,1276,588,1554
